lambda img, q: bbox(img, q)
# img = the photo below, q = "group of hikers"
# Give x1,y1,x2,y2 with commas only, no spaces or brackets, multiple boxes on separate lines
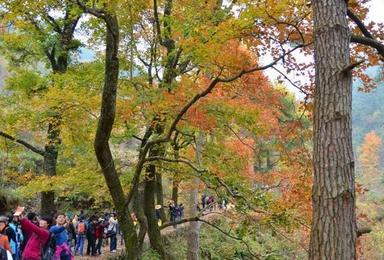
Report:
0,207,121,260
166,202,184,227
0,194,229,259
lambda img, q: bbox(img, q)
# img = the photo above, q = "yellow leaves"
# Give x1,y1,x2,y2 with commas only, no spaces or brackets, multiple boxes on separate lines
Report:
358,131,382,186
19,163,111,203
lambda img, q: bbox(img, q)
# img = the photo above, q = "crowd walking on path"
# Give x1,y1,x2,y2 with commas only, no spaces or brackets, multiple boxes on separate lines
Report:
0,207,122,260
0,194,226,260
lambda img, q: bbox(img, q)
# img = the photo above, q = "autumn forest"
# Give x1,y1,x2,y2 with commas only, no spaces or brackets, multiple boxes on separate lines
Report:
0,0,383,259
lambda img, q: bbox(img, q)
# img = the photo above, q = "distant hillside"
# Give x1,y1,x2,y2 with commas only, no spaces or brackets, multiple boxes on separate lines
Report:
352,67,384,150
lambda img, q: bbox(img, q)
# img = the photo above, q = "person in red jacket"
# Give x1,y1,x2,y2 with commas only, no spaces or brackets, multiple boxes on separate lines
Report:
19,214,51,260
95,218,108,255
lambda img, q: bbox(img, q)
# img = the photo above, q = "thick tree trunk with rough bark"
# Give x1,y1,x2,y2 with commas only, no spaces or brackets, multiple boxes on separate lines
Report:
309,0,357,259
144,164,167,258
155,172,166,222
133,182,147,253
41,118,60,215
92,13,139,260
171,178,179,205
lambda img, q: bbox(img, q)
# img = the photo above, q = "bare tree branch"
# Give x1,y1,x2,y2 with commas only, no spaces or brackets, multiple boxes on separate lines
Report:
347,9,373,39
44,14,62,34
271,66,308,95
75,0,105,19
357,226,372,237
351,34,384,58
0,131,44,156
226,125,255,152
160,216,260,258
145,156,206,173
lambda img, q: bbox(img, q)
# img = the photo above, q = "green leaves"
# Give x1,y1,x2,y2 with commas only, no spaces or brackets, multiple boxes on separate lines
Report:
6,69,47,94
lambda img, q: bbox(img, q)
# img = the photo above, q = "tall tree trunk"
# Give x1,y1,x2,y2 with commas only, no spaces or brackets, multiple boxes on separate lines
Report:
171,178,179,205
187,134,203,260
40,6,80,214
143,121,168,257
133,182,147,253
309,1,356,259
92,12,138,260
171,148,180,205
41,117,60,215
155,172,166,222
144,164,169,259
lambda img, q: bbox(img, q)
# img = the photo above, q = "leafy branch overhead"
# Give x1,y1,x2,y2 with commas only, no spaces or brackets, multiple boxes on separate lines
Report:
0,0,383,259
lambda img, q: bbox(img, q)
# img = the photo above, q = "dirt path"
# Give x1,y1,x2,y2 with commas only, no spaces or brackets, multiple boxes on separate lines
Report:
76,211,223,259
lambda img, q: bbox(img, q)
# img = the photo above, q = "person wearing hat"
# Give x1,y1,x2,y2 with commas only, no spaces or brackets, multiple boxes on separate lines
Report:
155,205,162,227
95,217,108,255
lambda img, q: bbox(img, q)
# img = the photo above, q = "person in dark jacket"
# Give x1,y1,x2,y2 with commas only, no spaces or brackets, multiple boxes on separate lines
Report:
86,216,97,256
0,216,16,259
65,216,76,252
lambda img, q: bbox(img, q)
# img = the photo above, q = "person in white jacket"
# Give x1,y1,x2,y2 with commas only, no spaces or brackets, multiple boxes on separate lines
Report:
107,214,118,252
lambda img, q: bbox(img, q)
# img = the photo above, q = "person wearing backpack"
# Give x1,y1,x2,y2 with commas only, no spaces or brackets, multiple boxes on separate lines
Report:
0,217,11,254
9,216,23,260
0,244,13,260
0,216,17,259
0,227,12,260
85,216,97,256
50,213,73,260
74,217,86,256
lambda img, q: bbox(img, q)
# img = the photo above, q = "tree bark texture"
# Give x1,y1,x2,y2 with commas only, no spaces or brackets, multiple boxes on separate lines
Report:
187,134,203,260
41,117,60,215
133,182,147,253
309,1,357,259
93,13,138,260
144,164,167,259
155,172,166,222
171,178,179,205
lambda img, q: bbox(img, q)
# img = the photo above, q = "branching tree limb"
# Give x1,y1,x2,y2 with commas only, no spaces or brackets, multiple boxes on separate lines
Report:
347,9,384,59
351,35,384,58
347,9,373,39
145,156,206,173
0,131,44,156
125,43,309,207
161,216,260,259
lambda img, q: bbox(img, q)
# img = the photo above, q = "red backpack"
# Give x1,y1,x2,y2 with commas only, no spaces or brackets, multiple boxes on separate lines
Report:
77,222,86,234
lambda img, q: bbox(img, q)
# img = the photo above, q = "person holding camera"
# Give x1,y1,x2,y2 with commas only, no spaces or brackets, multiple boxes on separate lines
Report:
50,213,73,260
17,211,51,260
